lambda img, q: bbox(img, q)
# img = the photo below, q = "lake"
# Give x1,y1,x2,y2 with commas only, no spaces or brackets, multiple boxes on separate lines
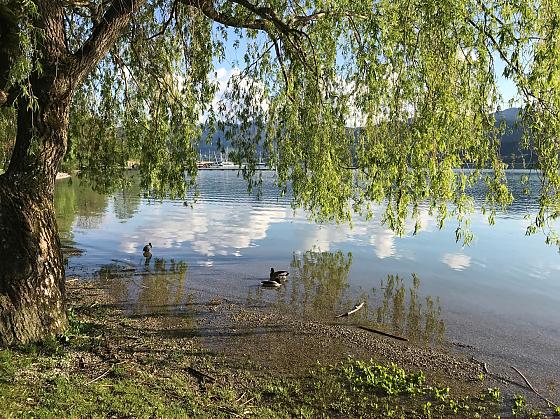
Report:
55,170,560,398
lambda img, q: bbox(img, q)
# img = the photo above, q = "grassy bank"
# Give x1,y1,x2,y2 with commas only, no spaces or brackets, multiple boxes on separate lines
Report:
0,280,557,418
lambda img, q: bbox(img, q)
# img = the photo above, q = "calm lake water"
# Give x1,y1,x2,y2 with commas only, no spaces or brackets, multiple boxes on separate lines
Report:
55,170,560,395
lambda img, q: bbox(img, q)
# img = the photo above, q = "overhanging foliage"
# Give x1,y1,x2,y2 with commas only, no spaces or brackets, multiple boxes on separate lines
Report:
0,0,559,245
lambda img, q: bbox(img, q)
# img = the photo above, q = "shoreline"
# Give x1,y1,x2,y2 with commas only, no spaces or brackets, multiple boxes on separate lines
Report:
1,274,557,417
65,276,560,415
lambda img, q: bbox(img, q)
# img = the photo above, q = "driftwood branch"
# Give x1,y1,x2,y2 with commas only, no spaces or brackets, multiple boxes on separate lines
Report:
335,302,364,318
472,358,531,390
357,325,408,342
511,366,557,407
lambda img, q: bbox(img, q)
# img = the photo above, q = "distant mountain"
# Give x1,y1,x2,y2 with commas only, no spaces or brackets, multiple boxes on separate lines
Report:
197,108,530,165
493,107,532,165
198,125,231,159
198,123,264,161
495,107,520,124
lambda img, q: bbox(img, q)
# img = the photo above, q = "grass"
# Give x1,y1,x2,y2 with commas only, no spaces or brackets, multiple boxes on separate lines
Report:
0,288,557,418
0,344,244,418
0,338,555,418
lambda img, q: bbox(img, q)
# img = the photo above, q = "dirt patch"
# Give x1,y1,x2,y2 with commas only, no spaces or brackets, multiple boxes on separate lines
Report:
66,278,479,391
49,276,556,418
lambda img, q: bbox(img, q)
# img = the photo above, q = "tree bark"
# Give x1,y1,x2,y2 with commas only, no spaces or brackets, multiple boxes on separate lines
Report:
0,178,67,346
0,0,140,346
0,69,72,345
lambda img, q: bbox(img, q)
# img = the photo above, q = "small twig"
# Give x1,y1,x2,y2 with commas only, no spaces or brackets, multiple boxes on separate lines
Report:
110,258,137,267
86,361,127,385
472,358,526,389
241,397,254,406
511,366,557,407
218,407,241,417
357,325,408,342
86,368,111,385
145,0,177,40
130,279,149,289
336,302,365,318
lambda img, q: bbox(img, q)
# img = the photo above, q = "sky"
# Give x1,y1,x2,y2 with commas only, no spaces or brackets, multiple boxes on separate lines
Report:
209,27,522,121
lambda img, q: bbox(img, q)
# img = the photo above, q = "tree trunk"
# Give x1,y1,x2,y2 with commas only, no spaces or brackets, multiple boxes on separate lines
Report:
0,178,67,346
0,73,72,345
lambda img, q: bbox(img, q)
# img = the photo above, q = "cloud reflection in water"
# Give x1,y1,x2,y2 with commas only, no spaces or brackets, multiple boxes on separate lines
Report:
116,199,439,263
441,253,471,271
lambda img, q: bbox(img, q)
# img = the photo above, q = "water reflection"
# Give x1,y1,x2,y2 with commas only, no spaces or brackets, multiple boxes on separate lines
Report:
123,204,290,259
250,250,445,345
441,253,471,271
54,171,558,273
112,178,142,221
286,250,353,317
95,259,189,317
54,178,108,240
54,171,560,393
372,274,445,344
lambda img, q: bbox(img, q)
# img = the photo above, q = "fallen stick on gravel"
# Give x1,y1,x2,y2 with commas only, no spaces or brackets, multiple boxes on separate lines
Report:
511,366,557,407
357,325,408,342
130,279,148,289
472,358,524,389
335,302,365,318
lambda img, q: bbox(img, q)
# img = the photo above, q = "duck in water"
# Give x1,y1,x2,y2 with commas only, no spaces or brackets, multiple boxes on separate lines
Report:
143,242,152,260
261,278,282,287
270,268,289,281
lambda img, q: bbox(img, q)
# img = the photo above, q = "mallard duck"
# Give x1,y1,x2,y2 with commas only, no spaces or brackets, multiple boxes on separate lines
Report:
142,242,152,258
270,268,289,281
261,279,282,287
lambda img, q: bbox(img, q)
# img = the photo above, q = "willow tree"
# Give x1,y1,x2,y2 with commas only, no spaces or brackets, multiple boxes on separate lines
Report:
0,0,559,345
